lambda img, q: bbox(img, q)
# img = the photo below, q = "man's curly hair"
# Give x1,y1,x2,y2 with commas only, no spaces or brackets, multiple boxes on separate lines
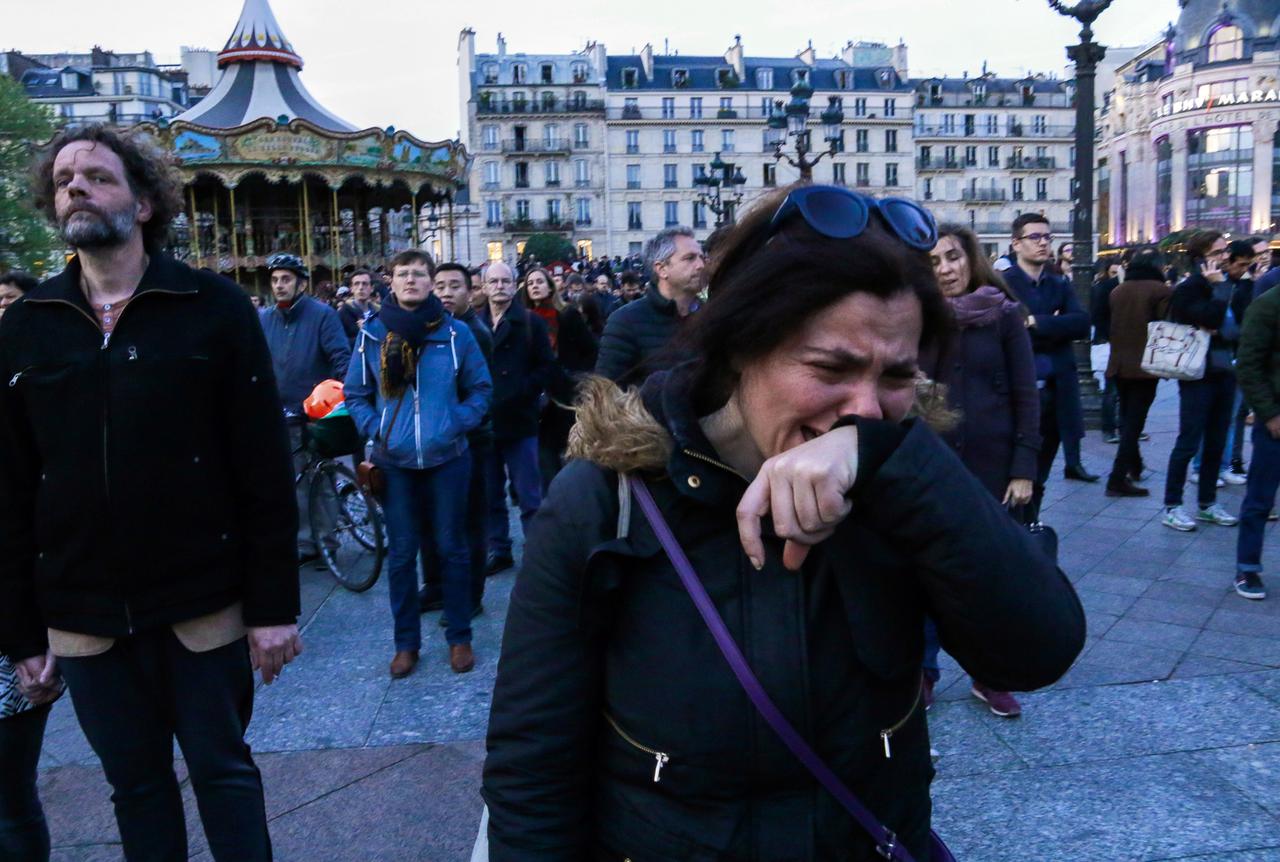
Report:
32,124,184,254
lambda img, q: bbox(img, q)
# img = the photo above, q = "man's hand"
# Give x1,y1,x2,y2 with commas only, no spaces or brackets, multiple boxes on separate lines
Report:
736,426,858,572
15,650,57,700
1003,478,1034,507
1266,415,1280,440
248,624,303,685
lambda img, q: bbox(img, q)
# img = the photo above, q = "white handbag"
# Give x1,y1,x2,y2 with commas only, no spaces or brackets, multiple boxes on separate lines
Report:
470,805,489,861
1140,320,1210,381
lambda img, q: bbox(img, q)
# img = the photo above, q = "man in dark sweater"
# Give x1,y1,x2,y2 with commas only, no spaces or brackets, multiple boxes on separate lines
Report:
595,227,705,384
1,125,299,861
1234,275,1280,600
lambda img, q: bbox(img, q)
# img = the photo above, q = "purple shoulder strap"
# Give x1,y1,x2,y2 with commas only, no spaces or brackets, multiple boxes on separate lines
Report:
628,475,949,862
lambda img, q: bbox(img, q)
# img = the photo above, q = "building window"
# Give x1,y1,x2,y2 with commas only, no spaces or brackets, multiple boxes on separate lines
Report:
623,68,639,88
722,129,735,152
628,202,643,230
942,114,956,134
832,130,846,153
923,178,933,201
626,129,640,154
885,130,898,153
483,161,500,186
572,62,588,83
547,198,562,222
716,68,736,88
571,91,588,110
536,63,552,84
988,145,1000,167
487,241,504,261
1188,125,1254,234
1208,25,1245,63
1097,159,1111,245
690,97,703,118
692,129,704,152
513,64,527,84
626,164,641,189
763,163,777,186
1033,115,1047,135
482,125,498,150
986,114,999,134
672,68,689,88
1035,177,1048,201
575,159,590,186
692,164,707,186
1119,151,1129,241
576,197,592,225
662,97,675,119
515,162,530,188
515,199,530,220
545,161,561,186
884,98,896,117
692,201,707,229
886,163,899,187
664,163,678,188
665,201,679,227
832,163,847,186
856,129,869,153
944,145,957,165
663,129,677,153
574,124,589,147
757,68,773,89
544,123,560,147
855,162,870,187
623,97,640,118
836,70,851,90
482,63,499,84
512,91,527,110
920,145,932,166
1012,178,1024,201
964,145,977,166
540,91,556,111
759,97,772,118
486,201,501,227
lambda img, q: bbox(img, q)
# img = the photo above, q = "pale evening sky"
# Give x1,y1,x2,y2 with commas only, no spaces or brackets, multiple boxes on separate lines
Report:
4,0,1181,141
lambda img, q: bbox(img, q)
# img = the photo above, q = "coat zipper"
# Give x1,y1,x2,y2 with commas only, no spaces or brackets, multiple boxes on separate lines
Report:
681,447,747,481
605,712,670,783
413,358,423,468
879,677,924,759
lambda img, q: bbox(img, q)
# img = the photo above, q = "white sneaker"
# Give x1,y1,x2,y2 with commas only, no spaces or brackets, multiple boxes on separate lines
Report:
1222,470,1247,486
1188,470,1226,488
1163,506,1197,532
1197,503,1240,526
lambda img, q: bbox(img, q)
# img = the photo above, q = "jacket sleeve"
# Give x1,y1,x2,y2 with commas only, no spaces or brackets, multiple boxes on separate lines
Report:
343,334,380,441
483,463,611,859
1029,280,1090,344
220,291,300,627
526,314,556,400
1170,275,1227,329
453,324,493,434
1002,308,1042,482
320,307,353,381
852,418,1085,692
0,312,49,660
595,310,638,382
558,307,599,374
1237,292,1280,423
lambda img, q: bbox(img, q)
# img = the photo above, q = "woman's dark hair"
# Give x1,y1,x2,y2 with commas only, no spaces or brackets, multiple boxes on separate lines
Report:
1186,230,1224,260
32,124,183,254
521,267,562,310
678,185,950,414
934,223,1018,303
1124,246,1167,282
0,271,39,293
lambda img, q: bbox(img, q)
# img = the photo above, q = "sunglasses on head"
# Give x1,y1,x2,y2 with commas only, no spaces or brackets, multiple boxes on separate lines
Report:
767,185,938,251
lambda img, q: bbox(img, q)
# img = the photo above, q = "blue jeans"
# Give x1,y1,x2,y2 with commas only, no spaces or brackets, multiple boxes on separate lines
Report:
0,705,50,862
1238,423,1280,574
1165,371,1236,508
486,436,543,558
383,455,473,648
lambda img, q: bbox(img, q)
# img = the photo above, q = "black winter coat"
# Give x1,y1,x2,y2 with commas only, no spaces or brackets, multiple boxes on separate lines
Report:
483,368,1086,862
595,284,688,383
479,300,556,442
1170,271,1251,373
458,307,495,447
0,255,299,660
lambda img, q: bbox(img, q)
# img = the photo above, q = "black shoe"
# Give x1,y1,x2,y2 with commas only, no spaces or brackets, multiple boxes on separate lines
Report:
418,587,443,614
439,604,485,628
298,550,320,565
1139,432,1151,442
1064,464,1101,483
1104,433,1120,444
1234,571,1267,600
1105,478,1149,497
486,553,514,576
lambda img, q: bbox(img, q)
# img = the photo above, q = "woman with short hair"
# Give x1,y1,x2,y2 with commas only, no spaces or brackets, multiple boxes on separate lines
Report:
483,185,1085,861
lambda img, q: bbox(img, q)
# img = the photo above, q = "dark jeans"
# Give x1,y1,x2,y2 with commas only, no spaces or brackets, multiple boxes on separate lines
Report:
1032,383,1083,521
58,631,270,862
1238,423,1280,574
384,454,473,649
1164,371,1237,508
486,436,543,558
0,705,51,862
422,439,490,607
1109,378,1158,485
922,618,941,684
1101,375,1120,437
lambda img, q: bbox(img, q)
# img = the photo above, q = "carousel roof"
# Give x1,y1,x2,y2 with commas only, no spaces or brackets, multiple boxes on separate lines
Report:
175,0,357,132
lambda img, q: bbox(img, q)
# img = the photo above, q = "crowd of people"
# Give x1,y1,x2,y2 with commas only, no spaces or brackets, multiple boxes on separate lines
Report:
0,122,1274,861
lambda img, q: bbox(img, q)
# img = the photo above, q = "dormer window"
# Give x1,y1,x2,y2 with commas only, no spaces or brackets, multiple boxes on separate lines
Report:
571,62,588,83
541,64,554,84
972,81,986,100
791,68,809,85
877,68,894,89
622,67,639,88
1020,82,1035,104
756,68,773,89
673,68,689,88
513,64,527,85
716,68,738,88
482,63,499,84
1208,24,1245,62
929,82,942,102
836,70,851,90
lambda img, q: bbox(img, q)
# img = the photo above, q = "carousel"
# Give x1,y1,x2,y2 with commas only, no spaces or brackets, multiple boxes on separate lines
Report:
135,0,470,290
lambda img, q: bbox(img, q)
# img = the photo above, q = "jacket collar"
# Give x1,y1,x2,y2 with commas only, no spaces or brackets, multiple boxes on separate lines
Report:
31,253,195,315
481,298,528,340
645,283,679,317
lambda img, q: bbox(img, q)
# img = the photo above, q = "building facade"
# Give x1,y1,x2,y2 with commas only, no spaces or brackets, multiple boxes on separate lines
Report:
1096,0,1280,247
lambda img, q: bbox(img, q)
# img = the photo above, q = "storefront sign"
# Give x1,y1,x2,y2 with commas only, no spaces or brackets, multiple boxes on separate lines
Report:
1156,89,1280,118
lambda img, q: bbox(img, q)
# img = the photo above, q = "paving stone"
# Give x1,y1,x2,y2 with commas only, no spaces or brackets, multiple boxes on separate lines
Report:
1104,617,1203,652
1205,607,1280,640
1077,572,1154,597
1079,637,1184,679
1171,654,1274,679
1144,580,1231,607
925,700,1026,777
1126,596,1218,628
1076,587,1139,617
1188,630,1280,668
1238,669,1280,704
1192,742,1280,819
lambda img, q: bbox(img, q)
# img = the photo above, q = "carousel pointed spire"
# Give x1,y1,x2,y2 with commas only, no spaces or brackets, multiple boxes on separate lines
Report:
218,0,303,69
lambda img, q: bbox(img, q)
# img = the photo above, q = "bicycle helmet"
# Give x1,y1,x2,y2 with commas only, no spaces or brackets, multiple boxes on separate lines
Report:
267,253,309,281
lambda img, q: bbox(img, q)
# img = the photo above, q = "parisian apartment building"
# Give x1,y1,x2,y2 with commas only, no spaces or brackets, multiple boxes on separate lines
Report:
457,30,1079,262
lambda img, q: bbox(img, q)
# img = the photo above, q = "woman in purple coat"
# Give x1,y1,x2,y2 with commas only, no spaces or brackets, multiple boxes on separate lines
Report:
920,225,1042,719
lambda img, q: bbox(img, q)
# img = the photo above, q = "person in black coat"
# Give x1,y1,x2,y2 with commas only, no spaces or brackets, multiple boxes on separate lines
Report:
482,187,1085,861
477,261,556,573
1002,214,1097,516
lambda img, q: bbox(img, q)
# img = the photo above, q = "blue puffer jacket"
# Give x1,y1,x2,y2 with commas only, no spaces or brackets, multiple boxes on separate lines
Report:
344,315,493,470
259,296,352,414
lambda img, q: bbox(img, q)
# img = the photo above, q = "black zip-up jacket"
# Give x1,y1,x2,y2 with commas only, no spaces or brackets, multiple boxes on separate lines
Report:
595,284,689,384
483,367,1086,862
1169,270,1252,371
479,300,556,442
0,255,299,661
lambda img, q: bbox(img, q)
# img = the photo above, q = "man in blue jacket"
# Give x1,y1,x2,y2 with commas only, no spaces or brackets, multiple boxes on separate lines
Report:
345,250,492,678
1003,214,1097,520
258,253,351,561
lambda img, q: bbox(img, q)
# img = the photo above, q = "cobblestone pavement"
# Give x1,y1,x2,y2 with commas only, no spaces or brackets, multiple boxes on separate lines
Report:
36,381,1280,861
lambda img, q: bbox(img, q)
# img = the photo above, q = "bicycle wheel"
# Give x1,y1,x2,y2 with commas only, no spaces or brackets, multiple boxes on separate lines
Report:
309,460,384,592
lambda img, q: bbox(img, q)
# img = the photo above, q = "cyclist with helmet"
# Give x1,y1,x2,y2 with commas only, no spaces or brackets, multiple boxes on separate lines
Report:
259,253,352,562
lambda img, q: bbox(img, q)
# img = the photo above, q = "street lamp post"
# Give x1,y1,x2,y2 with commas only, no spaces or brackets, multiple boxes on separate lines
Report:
767,77,845,182
694,151,748,227
1049,0,1113,426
